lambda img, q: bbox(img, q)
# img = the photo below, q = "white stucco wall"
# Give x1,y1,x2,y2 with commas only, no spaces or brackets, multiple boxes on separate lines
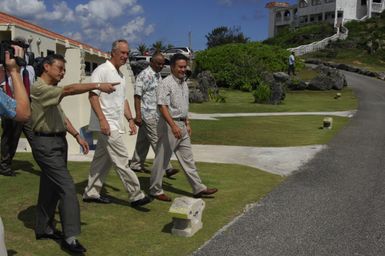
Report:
297,1,336,16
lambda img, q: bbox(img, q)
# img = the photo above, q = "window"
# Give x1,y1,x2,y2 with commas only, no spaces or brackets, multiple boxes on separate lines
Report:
361,0,367,5
85,61,91,76
299,0,309,8
312,0,322,5
47,50,55,56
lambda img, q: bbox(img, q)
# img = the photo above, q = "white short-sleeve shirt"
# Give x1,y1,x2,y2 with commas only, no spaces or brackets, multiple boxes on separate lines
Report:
88,60,127,133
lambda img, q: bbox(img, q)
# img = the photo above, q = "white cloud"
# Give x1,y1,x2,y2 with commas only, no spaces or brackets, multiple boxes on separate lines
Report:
63,31,83,41
37,2,75,22
0,0,153,49
0,0,46,17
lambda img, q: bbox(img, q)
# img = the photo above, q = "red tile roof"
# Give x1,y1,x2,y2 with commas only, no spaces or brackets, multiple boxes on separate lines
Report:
0,11,109,57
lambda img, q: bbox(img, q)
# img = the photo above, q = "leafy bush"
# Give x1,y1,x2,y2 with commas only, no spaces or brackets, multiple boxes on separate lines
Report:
194,42,289,89
252,82,271,104
240,82,254,92
208,88,226,103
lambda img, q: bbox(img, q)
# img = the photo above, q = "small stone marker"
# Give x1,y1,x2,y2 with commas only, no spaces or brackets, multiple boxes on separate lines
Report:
323,117,333,129
168,197,205,237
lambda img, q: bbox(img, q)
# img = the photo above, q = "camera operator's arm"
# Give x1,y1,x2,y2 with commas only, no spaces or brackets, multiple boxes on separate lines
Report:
5,51,30,122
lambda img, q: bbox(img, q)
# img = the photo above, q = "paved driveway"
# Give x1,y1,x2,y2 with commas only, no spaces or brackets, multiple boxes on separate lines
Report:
194,72,385,256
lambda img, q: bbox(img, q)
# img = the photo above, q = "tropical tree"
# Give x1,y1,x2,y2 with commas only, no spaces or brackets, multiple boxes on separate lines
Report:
206,26,249,48
152,41,167,53
137,43,148,55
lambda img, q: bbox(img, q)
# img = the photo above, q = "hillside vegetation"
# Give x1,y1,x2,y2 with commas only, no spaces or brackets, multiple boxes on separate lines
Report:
307,13,385,71
263,22,335,48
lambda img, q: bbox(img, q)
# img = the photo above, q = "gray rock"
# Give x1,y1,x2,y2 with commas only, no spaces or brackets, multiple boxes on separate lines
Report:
189,89,205,103
376,72,385,80
288,80,308,90
260,72,286,104
273,72,290,83
305,59,322,65
310,65,346,90
195,71,218,102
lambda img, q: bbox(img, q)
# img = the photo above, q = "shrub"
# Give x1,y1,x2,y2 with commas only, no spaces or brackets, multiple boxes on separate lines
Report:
240,82,254,92
208,88,226,103
252,82,271,103
194,42,289,90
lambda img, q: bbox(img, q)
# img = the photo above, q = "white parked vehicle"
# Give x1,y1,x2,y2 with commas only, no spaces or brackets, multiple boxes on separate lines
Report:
163,47,194,60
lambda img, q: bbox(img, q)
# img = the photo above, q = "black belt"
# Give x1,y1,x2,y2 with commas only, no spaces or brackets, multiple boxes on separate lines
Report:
173,117,186,122
34,132,66,137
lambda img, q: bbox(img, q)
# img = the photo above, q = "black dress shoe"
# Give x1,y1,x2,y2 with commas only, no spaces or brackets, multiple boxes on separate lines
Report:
0,169,15,176
36,230,63,240
165,168,179,178
82,196,111,204
130,195,152,207
61,239,87,253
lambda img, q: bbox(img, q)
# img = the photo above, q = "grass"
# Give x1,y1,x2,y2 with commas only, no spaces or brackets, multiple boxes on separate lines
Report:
296,66,319,81
191,116,349,147
1,153,283,256
190,88,357,114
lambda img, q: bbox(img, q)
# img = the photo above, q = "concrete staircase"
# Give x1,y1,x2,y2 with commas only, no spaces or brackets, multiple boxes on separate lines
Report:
288,25,348,56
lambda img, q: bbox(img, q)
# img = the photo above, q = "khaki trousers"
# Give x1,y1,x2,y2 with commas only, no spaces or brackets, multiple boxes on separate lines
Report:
83,130,145,202
130,118,172,171
149,118,206,196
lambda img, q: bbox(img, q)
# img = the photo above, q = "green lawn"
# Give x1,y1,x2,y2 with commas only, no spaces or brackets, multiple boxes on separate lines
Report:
191,116,349,147
190,88,357,114
1,153,283,256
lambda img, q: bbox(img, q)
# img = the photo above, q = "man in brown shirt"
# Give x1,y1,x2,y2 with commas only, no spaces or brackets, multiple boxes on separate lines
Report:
31,54,116,254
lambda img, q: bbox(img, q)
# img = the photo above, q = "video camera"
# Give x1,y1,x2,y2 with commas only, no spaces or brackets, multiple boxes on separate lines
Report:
0,40,30,66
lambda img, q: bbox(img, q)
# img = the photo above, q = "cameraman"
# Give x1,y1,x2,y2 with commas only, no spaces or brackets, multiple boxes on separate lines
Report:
0,37,34,176
0,52,30,121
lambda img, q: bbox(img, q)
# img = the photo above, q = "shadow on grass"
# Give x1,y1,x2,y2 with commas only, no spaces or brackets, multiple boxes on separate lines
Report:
11,159,40,176
17,205,35,230
161,222,173,234
7,249,17,256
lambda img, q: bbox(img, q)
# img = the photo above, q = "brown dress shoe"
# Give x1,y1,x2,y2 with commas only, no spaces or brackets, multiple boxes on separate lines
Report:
165,168,179,178
151,194,172,202
193,188,218,198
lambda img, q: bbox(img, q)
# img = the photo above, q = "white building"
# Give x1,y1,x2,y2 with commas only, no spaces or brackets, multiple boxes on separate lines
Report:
0,12,138,156
266,0,385,38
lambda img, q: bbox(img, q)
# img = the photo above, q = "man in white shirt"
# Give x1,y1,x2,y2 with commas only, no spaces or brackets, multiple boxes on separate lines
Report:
288,51,296,76
83,39,151,207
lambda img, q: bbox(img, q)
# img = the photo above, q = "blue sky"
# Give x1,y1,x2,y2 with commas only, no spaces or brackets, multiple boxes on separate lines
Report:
0,0,296,52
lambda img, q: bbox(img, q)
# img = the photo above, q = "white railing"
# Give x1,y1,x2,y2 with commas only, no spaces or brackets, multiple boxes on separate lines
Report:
288,25,348,56
372,2,384,13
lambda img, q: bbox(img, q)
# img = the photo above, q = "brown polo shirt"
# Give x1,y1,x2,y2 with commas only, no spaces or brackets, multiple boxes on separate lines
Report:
31,77,66,133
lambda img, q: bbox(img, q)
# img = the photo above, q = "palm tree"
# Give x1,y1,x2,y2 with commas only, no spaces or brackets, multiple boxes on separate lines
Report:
152,41,166,53
137,43,148,55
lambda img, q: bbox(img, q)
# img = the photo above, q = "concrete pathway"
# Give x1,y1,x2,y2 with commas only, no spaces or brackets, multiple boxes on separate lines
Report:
189,110,356,120
17,110,354,176
193,70,385,256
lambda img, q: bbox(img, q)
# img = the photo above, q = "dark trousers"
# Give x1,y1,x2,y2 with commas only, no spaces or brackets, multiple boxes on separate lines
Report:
288,64,295,76
32,135,81,238
0,118,34,172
